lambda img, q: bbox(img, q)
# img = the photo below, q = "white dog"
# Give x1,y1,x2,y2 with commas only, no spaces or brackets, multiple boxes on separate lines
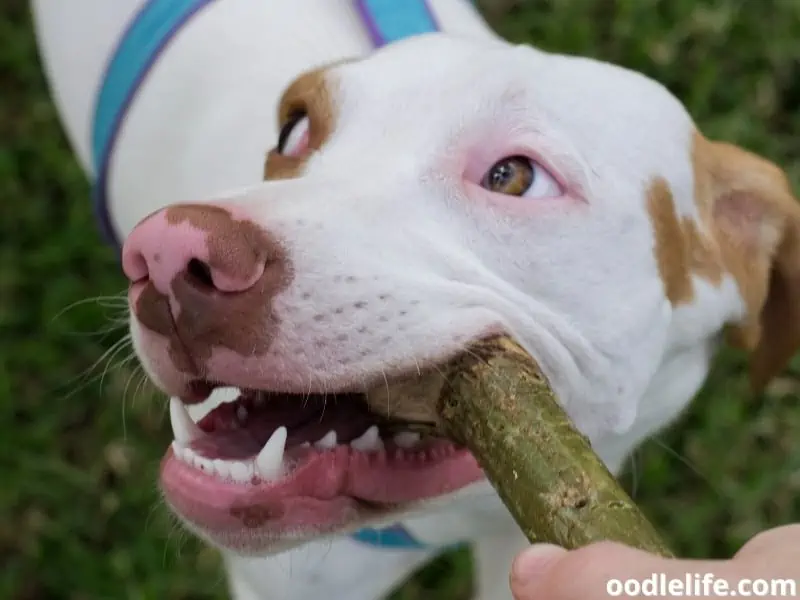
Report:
32,1,800,599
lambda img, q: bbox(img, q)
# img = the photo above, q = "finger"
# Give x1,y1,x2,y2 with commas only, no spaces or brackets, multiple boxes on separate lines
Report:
510,544,568,600
735,523,800,561
732,524,800,580
509,541,752,600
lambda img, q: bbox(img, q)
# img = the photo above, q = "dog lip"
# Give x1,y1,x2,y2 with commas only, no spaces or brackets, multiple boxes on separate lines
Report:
159,441,484,548
161,388,483,546
180,380,218,404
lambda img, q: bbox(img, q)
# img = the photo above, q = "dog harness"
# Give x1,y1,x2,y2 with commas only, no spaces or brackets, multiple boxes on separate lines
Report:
91,0,445,249
92,0,459,552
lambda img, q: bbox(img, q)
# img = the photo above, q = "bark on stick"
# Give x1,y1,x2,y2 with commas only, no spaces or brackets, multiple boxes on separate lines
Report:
438,336,673,557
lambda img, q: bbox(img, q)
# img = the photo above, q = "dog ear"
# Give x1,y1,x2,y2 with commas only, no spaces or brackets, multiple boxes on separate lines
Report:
695,135,800,391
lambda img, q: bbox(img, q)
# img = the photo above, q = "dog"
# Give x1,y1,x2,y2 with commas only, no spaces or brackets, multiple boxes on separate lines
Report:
32,1,800,598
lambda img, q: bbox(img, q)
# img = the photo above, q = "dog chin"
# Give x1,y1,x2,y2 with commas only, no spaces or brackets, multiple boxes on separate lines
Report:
168,499,398,557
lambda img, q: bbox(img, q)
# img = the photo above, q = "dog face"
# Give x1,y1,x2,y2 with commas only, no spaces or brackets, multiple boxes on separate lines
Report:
123,34,800,554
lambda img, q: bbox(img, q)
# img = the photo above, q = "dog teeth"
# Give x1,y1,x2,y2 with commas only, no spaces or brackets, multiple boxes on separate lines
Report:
228,461,254,483
314,430,338,449
393,432,421,448
172,442,254,483
350,426,384,452
169,397,204,444
211,386,241,402
213,459,231,479
255,426,287,480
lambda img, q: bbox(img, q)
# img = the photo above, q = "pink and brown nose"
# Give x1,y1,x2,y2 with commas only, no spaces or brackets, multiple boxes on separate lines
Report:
122,204,275,294
122,204,288,373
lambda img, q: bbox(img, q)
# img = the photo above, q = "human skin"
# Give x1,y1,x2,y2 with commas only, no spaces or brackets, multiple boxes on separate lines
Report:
509,524,800,600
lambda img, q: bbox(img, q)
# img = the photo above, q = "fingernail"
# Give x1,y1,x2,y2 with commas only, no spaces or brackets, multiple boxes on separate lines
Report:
511,544,568,585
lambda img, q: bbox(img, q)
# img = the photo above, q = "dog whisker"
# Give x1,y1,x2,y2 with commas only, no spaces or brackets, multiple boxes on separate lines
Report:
649,437,721,499
627,449,640,500
52,291,129,321
120,362,147,440
50,335,134,404
98,337,136,395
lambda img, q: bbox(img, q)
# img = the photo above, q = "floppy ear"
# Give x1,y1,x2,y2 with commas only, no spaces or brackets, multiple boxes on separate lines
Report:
694,135,800,391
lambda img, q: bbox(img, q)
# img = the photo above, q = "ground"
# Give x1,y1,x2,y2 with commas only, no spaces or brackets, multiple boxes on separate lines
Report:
2,0,800,598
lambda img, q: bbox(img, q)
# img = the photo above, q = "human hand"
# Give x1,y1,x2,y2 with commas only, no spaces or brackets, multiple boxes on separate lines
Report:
509,524,800,599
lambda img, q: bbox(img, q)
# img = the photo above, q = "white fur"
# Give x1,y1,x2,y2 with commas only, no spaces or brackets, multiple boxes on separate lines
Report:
32,2,753,598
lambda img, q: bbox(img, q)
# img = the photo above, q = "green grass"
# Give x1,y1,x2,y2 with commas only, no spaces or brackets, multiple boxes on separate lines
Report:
2,0,800,598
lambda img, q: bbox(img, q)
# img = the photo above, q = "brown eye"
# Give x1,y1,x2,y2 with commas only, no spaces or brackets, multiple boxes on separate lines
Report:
481,156,535,196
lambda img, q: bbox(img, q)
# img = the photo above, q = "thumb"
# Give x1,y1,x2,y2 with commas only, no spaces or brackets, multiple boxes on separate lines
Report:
509,543,568,600
509,541,748,600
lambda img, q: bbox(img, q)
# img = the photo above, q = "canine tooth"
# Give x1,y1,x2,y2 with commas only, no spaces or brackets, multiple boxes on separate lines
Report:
171,441,183,456
300,442,311,448
314,430,337,449
229,461,253,483
256,426,287,479
213,459,231,478
393,432,421,448
236,405,248,423
351,426,383,452
169,397,204,444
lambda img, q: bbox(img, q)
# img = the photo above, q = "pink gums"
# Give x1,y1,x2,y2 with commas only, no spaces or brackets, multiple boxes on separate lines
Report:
160,443,484,535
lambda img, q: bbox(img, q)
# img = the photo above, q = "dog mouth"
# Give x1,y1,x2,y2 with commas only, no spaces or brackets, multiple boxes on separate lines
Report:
171,386,445,478
160,380,484,550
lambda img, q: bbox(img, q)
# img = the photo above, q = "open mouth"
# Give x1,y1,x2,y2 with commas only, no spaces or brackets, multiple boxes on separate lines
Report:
160,383,484,546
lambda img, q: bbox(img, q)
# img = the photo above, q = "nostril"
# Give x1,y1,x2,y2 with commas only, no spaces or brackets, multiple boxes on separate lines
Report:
123,249,151,284
186,258,215,290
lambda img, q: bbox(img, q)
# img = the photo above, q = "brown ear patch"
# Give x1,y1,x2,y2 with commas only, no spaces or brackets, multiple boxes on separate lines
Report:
264,63,346,181
651,132,800,389
693,132,800,367
646,176,723,306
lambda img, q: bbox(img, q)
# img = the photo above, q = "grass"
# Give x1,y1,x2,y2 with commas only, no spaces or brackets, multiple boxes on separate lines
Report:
2,0,800,598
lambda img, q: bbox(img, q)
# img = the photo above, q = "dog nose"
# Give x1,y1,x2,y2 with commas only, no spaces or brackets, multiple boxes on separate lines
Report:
122,203,288,377
122,204,271,295
122,203,287,368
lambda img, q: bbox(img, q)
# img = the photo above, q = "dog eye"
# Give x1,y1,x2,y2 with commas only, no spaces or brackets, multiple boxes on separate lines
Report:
276,111,309,156
480,156,562,198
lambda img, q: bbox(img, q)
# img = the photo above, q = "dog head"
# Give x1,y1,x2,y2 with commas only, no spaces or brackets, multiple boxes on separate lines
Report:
123,34,800,554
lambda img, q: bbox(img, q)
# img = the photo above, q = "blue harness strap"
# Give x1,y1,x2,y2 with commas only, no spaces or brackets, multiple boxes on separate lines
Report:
354,0,440,47
350,524,429,550
91,0,217,248
91,0,444,248
91,0,448,551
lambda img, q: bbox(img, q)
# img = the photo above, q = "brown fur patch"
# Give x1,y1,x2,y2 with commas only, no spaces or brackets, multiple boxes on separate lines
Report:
646,176,723,306
701,137,800,388
649,132,800,387
133,205,292,372
230,504,282,529
653,131,800,388
263,66,341,180
135,284,199,375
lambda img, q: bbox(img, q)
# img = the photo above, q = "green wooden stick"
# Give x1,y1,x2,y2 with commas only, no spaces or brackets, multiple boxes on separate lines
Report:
438,336,673,556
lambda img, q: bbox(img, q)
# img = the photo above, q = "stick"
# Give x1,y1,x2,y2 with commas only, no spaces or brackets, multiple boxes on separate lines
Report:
438,336,673,556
